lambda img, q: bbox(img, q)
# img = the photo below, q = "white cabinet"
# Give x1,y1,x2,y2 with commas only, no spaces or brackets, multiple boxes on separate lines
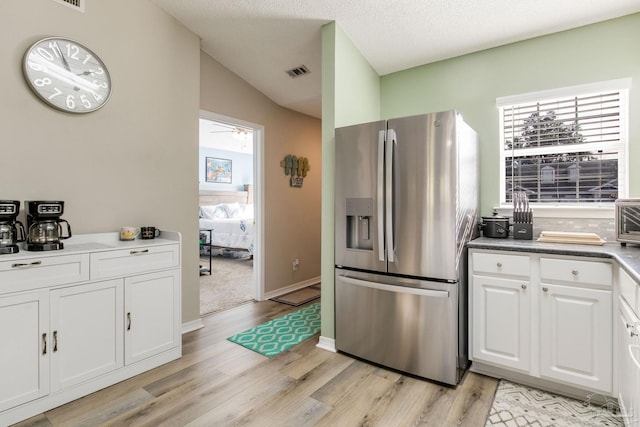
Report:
470,249,613,395
539,283,612,391
125,270,180,365
50,280,124,392
472,275,530,371
0,233,181,426
0,291,49,413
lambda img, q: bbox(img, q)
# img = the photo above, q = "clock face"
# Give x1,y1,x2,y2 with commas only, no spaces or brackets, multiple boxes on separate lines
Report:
23,37,111,113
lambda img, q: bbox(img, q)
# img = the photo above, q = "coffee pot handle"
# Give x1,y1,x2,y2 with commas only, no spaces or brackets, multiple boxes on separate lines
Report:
15,220,26,242
58,219,72,240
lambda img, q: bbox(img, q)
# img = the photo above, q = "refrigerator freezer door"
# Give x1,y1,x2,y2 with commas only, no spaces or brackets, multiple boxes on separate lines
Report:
387,111,460,280
335,269,460,385
335,120,387,273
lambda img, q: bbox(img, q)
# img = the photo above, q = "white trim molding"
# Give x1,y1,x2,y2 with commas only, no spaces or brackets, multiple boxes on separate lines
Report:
182,319,205,334
262,276,321,301
316,336,336,353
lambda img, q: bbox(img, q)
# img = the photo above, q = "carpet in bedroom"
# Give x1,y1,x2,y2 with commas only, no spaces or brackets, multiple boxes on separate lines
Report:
200,255,254,316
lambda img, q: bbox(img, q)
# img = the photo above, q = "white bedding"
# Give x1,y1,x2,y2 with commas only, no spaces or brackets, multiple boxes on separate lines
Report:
199,203,254,254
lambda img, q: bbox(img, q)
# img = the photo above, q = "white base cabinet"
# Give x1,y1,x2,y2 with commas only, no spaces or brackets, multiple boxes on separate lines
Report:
472,275,530,371
0,232,181,426
470,249,613,395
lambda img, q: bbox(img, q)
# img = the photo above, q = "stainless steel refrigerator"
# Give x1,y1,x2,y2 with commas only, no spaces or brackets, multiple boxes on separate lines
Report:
334,110,479,385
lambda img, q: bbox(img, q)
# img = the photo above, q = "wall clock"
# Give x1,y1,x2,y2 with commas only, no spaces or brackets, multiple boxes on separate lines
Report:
23,37,111,113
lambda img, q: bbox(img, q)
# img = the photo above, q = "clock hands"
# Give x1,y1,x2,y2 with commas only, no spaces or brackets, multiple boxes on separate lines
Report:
55,42,80,92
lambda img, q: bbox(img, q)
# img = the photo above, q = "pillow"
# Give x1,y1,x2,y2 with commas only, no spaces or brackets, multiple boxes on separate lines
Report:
236,204,254,219
222,203,240,218
200,204,228,219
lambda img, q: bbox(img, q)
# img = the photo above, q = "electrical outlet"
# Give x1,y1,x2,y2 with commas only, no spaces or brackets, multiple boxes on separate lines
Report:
292,258,300,271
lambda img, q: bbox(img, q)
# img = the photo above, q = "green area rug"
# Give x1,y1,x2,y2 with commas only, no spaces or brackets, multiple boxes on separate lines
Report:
227,302,321,358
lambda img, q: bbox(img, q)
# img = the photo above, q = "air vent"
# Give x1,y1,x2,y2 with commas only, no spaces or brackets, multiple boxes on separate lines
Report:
286,65,310,78
52,0,84,12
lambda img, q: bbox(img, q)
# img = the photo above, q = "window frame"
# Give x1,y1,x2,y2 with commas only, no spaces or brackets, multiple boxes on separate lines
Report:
497,78,630,217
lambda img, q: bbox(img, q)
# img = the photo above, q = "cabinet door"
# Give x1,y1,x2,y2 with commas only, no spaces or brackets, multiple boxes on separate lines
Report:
0,291,49,412
618,300,636,422
125,270,180,365
472,275,530,371
539,283,612,392
50,280,123,391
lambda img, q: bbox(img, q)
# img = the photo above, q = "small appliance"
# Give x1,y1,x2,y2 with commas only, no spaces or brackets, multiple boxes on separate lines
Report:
0,200,26,254
615,199,640,246
26,201,72,251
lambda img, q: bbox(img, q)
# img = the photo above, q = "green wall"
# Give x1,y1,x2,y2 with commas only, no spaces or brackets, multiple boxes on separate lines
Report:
381,13,640,215
321,13,640,341
321,22,381,339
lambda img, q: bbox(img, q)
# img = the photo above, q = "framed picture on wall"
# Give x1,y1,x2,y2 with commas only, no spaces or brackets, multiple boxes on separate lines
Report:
205,157,232,183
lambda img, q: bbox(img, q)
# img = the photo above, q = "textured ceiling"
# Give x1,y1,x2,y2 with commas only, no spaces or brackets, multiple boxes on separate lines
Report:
151,0,640,118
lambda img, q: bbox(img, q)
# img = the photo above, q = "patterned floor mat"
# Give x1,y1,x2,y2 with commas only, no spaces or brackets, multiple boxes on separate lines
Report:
227,302,320,357
486,379,624,427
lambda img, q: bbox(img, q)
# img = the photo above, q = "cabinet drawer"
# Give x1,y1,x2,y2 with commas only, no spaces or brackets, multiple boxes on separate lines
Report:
90,244,179,280
472,252,530,277
0,254,89,293
540,258,612,286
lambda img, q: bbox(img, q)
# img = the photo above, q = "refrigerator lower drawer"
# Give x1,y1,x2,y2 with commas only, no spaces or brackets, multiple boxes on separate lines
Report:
335,272,458,385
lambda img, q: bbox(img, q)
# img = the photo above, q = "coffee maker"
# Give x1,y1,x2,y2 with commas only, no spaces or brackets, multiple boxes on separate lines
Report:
0,200,26,254
26,201,72,251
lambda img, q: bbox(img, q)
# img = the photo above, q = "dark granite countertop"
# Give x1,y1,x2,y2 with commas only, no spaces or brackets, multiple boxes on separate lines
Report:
468,237,640,284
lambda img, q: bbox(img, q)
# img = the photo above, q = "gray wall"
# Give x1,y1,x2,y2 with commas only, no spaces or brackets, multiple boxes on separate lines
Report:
0,1,200,322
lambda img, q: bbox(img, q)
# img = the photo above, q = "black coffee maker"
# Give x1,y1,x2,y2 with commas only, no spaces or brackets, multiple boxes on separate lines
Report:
0,200,26,254
26,201,72,251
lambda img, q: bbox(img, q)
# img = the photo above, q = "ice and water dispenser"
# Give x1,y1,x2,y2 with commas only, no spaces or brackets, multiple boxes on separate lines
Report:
345,198,374,250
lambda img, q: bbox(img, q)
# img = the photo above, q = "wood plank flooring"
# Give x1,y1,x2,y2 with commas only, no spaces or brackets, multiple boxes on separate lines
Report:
15,300,498,427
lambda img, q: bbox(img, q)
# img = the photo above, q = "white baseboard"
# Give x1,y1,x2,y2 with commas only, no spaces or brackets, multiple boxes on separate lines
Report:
182,318,204,334
316,336,336,353
263,276,321,300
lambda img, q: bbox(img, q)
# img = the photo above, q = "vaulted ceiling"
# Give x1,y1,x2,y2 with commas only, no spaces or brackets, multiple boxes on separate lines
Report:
151,0,640,118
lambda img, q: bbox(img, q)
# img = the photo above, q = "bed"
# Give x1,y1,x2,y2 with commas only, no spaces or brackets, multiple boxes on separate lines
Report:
199,186,254,255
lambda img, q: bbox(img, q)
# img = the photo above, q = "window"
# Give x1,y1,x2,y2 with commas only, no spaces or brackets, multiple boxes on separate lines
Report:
498,79,630,207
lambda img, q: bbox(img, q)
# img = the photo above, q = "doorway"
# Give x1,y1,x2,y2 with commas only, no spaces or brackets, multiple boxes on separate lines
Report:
198,110,264,316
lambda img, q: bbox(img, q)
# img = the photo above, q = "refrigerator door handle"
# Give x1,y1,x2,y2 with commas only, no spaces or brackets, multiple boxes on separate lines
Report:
377,130,385,262
339,275,449,298
386,129,396,263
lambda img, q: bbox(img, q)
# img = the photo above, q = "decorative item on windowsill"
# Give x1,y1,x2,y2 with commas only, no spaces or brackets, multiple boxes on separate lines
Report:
280,154,310,188
512,190,533,240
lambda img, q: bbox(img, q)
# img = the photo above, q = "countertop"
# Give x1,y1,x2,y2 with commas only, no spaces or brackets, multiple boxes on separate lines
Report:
468,237,640,283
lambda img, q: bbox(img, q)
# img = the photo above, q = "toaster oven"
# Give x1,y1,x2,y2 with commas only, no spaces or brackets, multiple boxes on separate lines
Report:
615,199,640,246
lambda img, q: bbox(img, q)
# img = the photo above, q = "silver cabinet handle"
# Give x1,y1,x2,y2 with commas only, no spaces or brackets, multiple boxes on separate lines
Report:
521,284,527,290
571,270,579,275
497,262,502,268
53,330,58,352
130,249,149,255
632,331,639,338
11,260,42,268
542,287,549,292
42,333,47,355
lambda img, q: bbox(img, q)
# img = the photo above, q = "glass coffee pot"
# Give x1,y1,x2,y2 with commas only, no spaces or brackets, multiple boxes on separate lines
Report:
0,200,26,254
26,201,72,251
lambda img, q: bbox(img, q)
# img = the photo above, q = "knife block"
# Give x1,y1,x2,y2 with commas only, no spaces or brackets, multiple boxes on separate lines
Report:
513,223,533,240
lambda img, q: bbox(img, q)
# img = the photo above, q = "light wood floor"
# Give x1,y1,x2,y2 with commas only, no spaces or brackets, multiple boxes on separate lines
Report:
16,299,499,427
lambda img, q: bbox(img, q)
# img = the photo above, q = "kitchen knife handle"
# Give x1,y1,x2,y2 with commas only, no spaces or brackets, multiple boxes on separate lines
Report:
377,130,385,262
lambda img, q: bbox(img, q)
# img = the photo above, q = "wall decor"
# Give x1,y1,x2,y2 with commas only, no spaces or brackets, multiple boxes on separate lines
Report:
280,154,310,188
206,157,232,183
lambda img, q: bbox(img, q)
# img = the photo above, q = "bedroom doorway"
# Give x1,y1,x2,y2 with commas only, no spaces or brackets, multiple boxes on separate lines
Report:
198,110,264,316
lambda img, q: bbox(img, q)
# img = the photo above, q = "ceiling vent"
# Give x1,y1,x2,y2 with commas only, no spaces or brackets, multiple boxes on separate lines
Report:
52,0,85,12
286,65,310,78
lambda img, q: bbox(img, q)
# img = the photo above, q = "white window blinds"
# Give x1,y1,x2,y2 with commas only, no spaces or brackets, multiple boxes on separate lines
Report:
498,80,629,205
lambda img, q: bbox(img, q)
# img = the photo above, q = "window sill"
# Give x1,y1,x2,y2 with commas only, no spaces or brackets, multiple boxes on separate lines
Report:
493,205,614,219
